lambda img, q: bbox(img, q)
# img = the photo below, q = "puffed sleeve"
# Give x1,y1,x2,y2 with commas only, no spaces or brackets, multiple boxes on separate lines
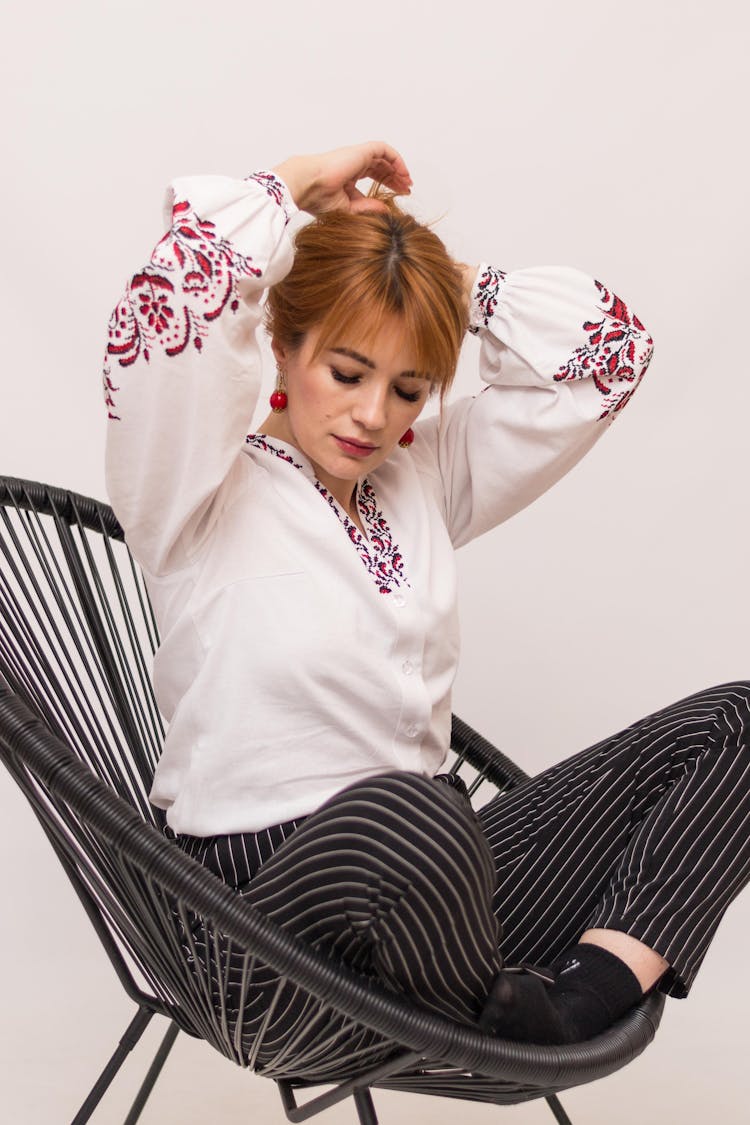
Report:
102,171,297,576
413,263,654,548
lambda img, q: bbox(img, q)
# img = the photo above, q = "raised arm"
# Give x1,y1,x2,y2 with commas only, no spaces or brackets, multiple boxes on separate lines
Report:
103,143,411,577
103,173,297,575
414,262,654,547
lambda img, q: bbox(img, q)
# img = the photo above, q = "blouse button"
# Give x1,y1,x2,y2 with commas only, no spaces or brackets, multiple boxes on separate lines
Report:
392,593,406,608
402,660,414,676
405,724,419,739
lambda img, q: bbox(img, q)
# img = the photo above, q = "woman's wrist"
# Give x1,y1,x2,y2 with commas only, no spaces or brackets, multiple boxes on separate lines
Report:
271,156,319,212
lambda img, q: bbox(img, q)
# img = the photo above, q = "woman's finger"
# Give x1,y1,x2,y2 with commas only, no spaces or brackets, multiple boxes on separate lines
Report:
344,181,388,214
351,142,411,189
365,141,411,177
373,157,411,187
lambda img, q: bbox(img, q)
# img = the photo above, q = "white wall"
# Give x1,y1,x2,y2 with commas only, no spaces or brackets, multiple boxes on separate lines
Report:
1,1,748,1121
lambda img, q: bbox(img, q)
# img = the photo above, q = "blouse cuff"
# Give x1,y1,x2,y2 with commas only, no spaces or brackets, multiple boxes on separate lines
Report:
468,263,509,335
244,170,298,225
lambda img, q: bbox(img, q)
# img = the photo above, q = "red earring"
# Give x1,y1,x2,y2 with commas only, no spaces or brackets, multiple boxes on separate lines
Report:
398,428,414,448
270,366,287,413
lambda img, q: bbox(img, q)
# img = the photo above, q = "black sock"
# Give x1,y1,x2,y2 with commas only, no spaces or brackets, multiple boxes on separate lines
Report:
479,943,644,1045
546,943,643,1041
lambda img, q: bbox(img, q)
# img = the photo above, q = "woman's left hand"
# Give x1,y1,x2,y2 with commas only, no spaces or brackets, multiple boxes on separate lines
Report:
272,142,412,215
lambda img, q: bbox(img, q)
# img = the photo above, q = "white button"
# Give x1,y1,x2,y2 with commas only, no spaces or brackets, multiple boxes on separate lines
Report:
392,593,406,608
402,660,414,676
405,724,419,739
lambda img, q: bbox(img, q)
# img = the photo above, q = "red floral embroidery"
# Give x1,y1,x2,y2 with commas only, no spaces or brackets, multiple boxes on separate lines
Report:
468,266,507,334
246,435,409,595
102,363,120,420
245,433,304,470
554,281,654,420
104,201,262,418
246,171,287,211
316,479,409,595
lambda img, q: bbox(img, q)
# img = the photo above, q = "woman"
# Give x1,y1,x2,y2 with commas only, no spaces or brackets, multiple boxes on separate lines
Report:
103,142,750,1063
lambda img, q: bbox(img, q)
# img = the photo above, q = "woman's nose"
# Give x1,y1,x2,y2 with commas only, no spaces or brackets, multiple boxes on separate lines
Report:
352,385,388,430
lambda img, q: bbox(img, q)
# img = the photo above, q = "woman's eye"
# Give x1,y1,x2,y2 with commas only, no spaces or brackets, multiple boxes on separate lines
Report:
395,387,422,403
331,368,360,385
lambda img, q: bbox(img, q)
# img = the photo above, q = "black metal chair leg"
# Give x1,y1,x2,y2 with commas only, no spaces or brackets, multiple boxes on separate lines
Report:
70,1007,153,1125
353,1088,378,1125
276,1051,421,1121
123,1020,180,1125
545,1094,574,1124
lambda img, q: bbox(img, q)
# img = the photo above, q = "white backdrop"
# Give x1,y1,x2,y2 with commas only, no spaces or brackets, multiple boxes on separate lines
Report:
1,1,748,1122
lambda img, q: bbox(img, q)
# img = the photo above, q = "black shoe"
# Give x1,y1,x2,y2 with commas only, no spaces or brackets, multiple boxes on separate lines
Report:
478,964,567,1045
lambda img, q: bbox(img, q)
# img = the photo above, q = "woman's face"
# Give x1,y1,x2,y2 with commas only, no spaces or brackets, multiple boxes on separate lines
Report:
270,315,432,504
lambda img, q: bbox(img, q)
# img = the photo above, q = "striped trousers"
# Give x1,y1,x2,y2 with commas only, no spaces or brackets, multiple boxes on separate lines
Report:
175,681,750,1069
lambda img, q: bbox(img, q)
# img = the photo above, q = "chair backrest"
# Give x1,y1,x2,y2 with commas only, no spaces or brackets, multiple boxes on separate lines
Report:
0,477,185,1013
0,476,163,818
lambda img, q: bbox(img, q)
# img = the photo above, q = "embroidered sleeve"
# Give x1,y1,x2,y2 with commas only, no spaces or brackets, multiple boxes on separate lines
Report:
103,173,296,575
467,265,507,334
552,280,652,419
104,202,263,414
467,264,653,420
415,263,654,548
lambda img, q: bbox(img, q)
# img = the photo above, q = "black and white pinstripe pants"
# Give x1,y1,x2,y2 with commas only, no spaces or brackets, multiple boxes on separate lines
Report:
175,681,750,1066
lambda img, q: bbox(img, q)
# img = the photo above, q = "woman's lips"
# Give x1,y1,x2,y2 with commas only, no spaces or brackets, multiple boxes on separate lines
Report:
333,436,378,458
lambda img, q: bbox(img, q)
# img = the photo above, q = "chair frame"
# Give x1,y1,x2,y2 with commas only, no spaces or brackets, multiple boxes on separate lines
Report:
0,476,664,1124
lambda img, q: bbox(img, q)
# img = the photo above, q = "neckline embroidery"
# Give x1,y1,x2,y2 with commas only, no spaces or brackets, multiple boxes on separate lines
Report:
246,434,409,595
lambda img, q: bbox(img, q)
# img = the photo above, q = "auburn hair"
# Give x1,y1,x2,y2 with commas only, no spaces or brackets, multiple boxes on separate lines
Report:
265,198,466,398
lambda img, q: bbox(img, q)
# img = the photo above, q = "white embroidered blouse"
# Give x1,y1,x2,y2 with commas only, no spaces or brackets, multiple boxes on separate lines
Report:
103,171,653,835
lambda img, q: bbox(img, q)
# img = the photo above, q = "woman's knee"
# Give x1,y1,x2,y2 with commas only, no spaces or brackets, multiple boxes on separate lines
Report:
313,770,459,828
327,770,481,829
682,681,750,738
312,771,497,892
327,768,440,800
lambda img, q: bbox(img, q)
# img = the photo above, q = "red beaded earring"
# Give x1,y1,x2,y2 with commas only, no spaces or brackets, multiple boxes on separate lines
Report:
398,428,415,448
269,366,287,413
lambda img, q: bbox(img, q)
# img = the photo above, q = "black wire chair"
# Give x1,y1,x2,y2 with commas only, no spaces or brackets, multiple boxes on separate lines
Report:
0,475,664,1125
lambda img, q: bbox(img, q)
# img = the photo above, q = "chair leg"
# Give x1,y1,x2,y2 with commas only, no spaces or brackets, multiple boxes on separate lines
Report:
545,1094,574,1124
353,1088,378,1125
71,1007,153,1125
276,1049,422,1122
123,1021,180,1125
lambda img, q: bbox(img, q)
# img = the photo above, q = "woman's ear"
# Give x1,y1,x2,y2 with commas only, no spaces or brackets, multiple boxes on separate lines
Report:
271,338,288,367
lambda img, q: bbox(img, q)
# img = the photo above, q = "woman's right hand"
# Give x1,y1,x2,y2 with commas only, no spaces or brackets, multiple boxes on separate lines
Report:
272,142,412,215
